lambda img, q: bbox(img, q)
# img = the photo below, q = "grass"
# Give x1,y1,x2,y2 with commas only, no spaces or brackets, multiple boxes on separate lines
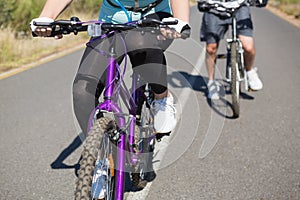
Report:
0,29,88,73
0,12,94,73
270,0,300,16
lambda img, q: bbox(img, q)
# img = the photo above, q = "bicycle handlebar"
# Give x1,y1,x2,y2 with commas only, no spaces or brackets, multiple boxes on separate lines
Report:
197,0,267,16
32,17,179,37
197,0,250,17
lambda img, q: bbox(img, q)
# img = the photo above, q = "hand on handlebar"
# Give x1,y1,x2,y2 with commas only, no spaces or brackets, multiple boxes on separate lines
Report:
160,17,191,40
29,17,191,40
30,17,63,39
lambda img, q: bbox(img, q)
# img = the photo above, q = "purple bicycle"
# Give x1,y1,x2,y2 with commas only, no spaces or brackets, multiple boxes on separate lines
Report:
33,17,179,200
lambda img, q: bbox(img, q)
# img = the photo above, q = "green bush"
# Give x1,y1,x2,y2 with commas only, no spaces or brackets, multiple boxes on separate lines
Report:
72,0,101,14
12,1,46,34
279,0,300,4
0,0,17,28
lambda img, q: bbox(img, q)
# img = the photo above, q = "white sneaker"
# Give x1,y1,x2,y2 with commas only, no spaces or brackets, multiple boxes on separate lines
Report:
207,80,220,100
247,68,263,91
151,95,177,133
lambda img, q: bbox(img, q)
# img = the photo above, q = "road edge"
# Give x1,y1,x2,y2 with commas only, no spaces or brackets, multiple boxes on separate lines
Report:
0,43,85,80
266,5,300,29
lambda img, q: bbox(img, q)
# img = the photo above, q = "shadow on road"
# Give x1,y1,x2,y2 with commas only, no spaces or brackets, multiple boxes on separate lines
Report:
50,132,85,176
169,71,207,94
169,71,255,119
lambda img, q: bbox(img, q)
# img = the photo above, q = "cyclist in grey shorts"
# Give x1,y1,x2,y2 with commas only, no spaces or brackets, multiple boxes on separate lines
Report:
200,2,263,100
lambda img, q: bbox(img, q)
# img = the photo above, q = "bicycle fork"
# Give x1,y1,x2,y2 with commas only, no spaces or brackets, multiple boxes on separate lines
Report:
225,12,249,91
225,39,249,91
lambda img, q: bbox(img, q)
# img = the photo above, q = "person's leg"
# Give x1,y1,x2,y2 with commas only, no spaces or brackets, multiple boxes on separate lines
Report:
200,12,227,99
125,12,176,133
73,44,106,135
205,42,219,81
238,35,256,72
125,12,173,99
206,42,222,99
128,47,176,133
73,36,124,135
237,6,263,90
242,38,262,90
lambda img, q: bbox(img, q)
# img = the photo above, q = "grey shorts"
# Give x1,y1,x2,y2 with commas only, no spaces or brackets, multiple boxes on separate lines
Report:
200,6,253,44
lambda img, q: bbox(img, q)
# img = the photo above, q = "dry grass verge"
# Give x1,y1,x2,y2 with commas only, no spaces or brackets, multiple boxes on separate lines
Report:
0,30,88,73
0,13,93,73
269,0,300,16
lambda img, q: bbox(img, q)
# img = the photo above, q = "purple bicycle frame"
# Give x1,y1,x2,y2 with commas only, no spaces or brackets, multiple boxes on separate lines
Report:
86,36,139,200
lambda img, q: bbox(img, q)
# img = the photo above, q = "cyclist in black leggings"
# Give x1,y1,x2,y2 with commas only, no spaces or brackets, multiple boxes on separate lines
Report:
30,0,191,135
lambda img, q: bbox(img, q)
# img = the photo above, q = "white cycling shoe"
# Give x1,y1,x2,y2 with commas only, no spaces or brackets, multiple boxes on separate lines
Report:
207,80,220,100
247,68,263,91
151,95,177,134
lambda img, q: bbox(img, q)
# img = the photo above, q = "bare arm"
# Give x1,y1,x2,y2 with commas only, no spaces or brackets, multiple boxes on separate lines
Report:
30,0,73,37
170,0,190,23
160,0,190,39
39,0,73,19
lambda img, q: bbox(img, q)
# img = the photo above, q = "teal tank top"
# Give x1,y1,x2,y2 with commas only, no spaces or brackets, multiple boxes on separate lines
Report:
99,0,171,23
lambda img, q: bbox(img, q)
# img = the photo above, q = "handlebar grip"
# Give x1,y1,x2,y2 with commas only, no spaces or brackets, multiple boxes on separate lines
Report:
180,24,191,39
31,29,66,38
31,30,63,37
32,21,58,37
138,18,178,27
33,21,53,26
32,32,38,37
31,17,84,38
197,2,210,12
33,18,79,26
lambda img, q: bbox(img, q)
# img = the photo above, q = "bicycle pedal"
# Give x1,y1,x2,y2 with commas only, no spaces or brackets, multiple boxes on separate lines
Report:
134,180,148,190
217,54,227,59
155,132,170,142
248,87,254,92
145,171,156,182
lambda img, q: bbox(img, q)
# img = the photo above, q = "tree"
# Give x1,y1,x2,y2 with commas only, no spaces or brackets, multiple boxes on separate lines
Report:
0,0,17,29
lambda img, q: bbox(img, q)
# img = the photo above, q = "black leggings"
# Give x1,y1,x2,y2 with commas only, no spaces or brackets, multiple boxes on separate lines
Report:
73,12,173,135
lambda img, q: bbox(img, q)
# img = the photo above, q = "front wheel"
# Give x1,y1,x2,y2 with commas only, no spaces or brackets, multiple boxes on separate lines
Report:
75,117,117,200
230,42,241,118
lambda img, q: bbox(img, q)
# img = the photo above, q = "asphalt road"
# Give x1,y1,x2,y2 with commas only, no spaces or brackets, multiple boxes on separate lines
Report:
1,6,300,200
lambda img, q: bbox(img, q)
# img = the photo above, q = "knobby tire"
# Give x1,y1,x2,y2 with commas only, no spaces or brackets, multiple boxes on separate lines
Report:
230,42,240,118
75,117,116,200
